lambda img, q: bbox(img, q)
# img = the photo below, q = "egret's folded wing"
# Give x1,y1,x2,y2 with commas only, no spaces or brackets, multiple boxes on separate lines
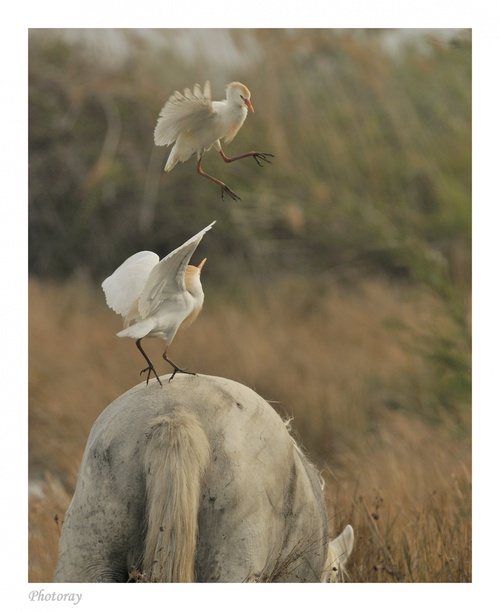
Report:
139,221,215,318
154,81,215,146
102,251,159,318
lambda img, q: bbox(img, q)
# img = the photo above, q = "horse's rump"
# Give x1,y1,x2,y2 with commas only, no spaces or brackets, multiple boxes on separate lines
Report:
54,375,330,582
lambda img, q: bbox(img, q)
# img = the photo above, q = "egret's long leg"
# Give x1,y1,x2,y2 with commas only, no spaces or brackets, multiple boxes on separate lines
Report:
196,157,241,202
219,149,274,166
135,339,162,386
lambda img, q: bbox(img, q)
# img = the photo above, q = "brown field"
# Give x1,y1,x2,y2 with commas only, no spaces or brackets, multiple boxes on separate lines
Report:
28,276,471,583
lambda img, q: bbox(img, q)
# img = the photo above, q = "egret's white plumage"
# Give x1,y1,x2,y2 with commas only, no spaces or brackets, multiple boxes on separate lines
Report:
102,221,215,384
154,81,274,201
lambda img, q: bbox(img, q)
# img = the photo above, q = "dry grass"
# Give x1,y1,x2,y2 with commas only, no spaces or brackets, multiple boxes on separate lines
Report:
28,276,471,582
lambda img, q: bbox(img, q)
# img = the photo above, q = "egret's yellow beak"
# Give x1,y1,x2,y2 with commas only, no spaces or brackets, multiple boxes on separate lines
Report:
245,98,254,113
197,258,207,271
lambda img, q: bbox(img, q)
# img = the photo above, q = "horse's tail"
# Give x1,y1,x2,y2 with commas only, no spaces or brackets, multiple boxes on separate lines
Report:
143,410,211,582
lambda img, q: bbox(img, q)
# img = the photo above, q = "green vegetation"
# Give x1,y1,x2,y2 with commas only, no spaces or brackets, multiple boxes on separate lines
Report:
29,29,471,287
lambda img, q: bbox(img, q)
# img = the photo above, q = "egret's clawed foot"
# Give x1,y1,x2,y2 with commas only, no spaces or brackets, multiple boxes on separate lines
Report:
221,184,241,202
168,366,197,383
163,353,197,382
253,152,274,167
140,365,163,387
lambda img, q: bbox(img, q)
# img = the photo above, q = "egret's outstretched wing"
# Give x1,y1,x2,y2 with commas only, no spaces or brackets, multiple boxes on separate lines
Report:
154,81,215,146
102,251,159,318
138,221,216,318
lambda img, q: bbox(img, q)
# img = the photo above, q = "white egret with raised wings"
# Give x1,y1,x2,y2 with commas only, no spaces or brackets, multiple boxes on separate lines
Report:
102,222,215,384
154,81,274,201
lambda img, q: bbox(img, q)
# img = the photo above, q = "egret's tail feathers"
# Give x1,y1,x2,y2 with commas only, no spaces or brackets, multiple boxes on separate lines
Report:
117,319,156,339
143,411,210,582
164,155,178,173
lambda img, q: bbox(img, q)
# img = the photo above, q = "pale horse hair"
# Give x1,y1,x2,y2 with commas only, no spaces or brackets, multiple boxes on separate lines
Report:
321,524,355,583
54,374,351,583
143,412,210,582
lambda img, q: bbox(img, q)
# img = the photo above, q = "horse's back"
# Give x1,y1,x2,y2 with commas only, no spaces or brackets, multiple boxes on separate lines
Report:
55,374,328,582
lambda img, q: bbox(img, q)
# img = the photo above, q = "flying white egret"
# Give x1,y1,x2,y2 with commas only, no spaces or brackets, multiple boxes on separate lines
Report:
102,221,215,384
154,81,274,201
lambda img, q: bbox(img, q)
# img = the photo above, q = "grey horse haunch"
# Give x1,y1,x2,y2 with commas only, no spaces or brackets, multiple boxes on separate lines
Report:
54,375,330,583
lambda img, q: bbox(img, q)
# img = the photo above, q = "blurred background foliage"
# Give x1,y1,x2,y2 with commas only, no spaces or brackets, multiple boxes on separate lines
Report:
28,28,471,288
28,28,471,430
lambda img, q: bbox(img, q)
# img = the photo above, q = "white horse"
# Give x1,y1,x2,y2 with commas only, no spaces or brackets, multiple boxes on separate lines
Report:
54,374,347,583
321,525,355,582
